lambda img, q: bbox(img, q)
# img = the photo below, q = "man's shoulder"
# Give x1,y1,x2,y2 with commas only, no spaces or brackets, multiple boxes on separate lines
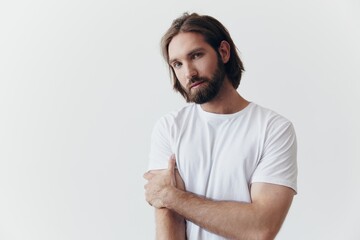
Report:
153,104,197,129
158,103,197,122
250,103,293,125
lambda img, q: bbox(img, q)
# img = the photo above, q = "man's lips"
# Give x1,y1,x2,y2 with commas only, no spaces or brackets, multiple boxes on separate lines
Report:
190,80,206,89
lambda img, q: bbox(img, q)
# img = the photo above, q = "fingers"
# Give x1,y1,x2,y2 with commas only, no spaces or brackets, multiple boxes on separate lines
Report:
143,171,152,180
143,169,167,180
144,155,179,208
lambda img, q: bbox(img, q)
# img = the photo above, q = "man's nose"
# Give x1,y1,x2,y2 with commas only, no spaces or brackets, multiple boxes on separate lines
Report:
185,63,198,81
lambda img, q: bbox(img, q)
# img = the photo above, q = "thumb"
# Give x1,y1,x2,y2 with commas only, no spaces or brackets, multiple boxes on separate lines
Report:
168,155,177,186
168,155,176,172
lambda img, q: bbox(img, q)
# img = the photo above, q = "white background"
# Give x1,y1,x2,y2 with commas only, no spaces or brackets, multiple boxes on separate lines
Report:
0,0,359,239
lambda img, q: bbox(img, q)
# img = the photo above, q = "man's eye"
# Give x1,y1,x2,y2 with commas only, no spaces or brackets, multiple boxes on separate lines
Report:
193,53,203,59
173,62,182,69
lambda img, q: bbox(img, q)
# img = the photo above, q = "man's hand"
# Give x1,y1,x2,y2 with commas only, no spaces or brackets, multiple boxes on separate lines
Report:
144,155,184,208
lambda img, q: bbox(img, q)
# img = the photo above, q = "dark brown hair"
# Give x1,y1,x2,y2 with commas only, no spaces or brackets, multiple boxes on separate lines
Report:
161,12,245,96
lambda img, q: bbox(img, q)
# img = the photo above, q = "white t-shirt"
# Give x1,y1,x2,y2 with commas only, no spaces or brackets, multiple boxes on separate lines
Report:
148,102,297,240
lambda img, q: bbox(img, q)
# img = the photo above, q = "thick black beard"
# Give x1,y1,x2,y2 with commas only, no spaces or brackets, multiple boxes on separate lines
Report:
185,61,226,104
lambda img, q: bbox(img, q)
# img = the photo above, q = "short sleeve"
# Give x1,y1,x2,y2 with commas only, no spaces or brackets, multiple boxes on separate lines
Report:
148,116,174,170
251,119,298,193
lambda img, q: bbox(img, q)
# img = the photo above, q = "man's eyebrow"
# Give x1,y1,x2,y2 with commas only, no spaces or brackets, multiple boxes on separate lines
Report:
169,47,206,64
186,47,206,57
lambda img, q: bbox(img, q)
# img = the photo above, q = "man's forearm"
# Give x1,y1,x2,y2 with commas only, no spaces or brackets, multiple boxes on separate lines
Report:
163,184,294,240
155,208,186,240
165,189,260,239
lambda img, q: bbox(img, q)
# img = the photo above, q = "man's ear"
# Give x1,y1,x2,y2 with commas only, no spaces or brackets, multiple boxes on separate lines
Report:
218,40,231,64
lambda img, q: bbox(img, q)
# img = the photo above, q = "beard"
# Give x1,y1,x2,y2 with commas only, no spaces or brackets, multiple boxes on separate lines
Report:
182,58,226,104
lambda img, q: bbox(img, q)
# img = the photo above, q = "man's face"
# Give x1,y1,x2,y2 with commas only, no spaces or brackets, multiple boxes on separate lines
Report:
168,32,226,104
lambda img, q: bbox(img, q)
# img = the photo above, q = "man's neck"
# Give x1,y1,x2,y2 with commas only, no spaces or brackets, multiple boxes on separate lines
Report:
200,79,249,114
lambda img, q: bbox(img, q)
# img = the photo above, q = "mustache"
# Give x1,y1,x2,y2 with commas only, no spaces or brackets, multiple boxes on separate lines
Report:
187,76,208,88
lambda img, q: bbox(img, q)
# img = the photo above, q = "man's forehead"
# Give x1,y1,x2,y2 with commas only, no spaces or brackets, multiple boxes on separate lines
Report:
168,32,209,60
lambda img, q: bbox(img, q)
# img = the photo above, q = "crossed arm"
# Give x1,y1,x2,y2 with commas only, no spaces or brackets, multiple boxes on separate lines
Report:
144,157,295,240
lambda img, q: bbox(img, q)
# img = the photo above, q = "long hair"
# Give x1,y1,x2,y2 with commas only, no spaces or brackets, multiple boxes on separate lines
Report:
161,12,245,98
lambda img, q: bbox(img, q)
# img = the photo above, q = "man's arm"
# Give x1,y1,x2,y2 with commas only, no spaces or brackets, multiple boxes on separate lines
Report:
144,158,295,240
145,156,186,240
155,208,186,240
167,182,293,240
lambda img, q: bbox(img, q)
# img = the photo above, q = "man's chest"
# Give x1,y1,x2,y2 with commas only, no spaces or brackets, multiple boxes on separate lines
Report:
172,122,263,200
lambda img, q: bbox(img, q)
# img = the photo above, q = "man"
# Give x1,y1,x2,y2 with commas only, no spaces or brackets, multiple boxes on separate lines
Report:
144,12,297,240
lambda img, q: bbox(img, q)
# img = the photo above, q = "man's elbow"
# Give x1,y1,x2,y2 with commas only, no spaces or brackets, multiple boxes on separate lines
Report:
229,225,279,240
256,225,281,240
